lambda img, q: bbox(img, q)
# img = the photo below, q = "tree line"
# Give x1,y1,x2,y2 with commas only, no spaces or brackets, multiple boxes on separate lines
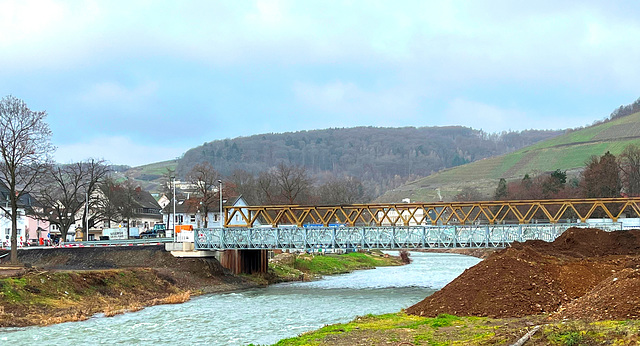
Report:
158,161,370,213
176,126,563,198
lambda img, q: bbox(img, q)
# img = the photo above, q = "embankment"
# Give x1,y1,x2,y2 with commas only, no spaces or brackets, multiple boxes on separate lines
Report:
0,246,253,327
0,268,191,327
0,247,405,327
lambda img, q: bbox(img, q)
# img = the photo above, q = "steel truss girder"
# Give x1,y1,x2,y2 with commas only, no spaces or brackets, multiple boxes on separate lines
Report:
193,223,623,251
223,197,640,227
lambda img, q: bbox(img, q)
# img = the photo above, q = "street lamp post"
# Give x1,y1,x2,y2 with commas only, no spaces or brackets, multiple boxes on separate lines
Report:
218,179,223,228
171,176,176,237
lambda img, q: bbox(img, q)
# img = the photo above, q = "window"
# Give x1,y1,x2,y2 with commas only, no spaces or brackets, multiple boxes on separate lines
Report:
214,214,218,221
190,215,196,223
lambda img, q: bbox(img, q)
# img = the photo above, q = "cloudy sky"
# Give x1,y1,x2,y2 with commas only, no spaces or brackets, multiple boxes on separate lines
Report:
2,1,640,166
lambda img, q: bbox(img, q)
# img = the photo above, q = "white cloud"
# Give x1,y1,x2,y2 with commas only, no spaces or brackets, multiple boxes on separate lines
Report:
443,98,586,132
2,1,639,90
55,136,185,167
79,81,159,108
293,81,420,122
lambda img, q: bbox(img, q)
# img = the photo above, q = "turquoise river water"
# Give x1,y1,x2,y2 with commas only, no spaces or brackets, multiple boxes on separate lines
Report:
0,252,480,345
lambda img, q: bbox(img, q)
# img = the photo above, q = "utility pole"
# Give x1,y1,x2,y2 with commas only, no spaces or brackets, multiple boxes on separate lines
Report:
172,176,176,237
218,179,223,228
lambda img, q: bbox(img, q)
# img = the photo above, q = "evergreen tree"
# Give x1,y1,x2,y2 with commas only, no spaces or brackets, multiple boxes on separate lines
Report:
494,178,508,200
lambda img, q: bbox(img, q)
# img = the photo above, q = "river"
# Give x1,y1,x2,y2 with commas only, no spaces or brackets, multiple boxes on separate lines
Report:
0,252,480,345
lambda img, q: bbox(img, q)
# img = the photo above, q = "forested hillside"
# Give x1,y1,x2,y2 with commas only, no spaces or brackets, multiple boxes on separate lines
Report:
174,126,562,196
379,109,640,203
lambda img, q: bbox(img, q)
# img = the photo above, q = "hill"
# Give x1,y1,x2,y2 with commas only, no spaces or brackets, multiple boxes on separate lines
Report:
378,111,640,202
167,126,561,197
122,159,178,192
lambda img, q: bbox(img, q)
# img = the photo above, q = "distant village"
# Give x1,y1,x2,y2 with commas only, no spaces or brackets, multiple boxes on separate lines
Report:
0,179,250,246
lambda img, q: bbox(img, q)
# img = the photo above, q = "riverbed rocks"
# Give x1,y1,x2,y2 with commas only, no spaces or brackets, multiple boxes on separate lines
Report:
406,227,640,320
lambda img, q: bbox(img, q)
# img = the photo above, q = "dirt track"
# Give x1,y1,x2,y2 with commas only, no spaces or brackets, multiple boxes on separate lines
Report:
407,227,640,321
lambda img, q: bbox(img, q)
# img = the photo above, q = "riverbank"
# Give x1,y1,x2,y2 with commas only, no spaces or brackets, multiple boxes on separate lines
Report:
273,312,640,345
0,247,404,328
275,228,640,345
0,268,194,327
264,250,405,284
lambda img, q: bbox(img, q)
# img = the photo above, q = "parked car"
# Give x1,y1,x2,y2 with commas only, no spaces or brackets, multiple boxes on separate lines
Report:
140,224,167,238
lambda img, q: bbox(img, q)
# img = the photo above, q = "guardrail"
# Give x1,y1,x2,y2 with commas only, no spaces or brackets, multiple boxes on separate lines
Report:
194,223,622,251
0,237,175,250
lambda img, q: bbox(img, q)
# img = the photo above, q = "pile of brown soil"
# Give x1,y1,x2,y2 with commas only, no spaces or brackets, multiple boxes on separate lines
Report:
554,263,640,321
406,228,640,320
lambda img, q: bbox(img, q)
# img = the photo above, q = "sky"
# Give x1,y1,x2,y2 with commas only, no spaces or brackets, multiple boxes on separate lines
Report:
2,0,640,167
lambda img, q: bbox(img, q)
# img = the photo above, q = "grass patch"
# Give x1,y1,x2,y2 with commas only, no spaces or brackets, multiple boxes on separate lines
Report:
266,251,403,285
292,252,401,275
272,312,640,346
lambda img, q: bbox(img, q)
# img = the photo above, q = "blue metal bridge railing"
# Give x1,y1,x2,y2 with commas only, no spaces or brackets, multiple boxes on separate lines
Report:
193,223,622,251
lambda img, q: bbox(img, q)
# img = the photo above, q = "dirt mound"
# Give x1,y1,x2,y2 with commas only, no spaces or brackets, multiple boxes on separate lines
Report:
407,227,640,319
513,228,640,258
555,266,640,321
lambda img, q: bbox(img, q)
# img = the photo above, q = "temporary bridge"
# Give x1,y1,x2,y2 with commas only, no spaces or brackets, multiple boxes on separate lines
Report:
187,197,639,273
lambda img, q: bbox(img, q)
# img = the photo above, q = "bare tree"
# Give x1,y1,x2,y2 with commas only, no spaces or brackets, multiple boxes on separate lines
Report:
317,176,369,205
186,162,220,227
95,176,124,228
0,96,53,263
80,159,109,240
230,169,259,204
582,152,621,198
454,187,484,202
619,144,640,196
117,179,140,237
273,162,312,204
160,167,176,201
257,171,277,204
34,160,109,242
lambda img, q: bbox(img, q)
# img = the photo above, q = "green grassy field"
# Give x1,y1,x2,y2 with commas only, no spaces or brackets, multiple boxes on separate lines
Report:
271,312,640,346
379,112,640,202
131,159,178,176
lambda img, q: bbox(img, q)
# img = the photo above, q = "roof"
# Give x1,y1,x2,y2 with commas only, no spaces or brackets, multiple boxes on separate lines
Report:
161,195,244,214
0,182,37,209
133,188,162,210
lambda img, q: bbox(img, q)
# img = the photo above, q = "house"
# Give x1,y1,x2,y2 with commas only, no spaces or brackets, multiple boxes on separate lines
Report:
84,187,163,240
162,195,258,229
157,193,171,209
0,184,51,245
128,188,164,230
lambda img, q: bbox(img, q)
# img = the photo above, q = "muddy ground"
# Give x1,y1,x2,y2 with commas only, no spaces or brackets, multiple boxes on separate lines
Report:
407,227,640,321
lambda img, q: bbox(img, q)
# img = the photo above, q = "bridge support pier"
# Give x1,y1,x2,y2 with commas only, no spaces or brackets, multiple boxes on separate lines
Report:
218,249,268,274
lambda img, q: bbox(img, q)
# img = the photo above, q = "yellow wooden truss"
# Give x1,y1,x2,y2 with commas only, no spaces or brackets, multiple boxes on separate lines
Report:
223,197,640,227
